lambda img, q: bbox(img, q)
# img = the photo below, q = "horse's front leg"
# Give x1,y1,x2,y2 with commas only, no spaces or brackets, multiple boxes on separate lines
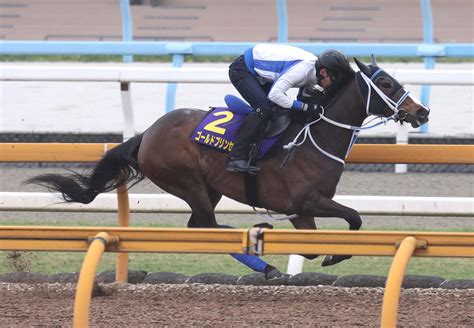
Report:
289,215,320,260
307,197,362,267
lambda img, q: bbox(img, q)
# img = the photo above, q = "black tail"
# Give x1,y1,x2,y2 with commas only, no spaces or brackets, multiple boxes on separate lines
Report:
27,135,145,204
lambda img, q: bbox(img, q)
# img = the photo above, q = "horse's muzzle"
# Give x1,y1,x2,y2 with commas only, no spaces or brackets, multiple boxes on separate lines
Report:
416,107,430,125
404,106,430,128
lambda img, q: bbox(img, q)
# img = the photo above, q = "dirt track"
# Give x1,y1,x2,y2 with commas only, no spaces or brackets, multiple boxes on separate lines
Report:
1,283,473,327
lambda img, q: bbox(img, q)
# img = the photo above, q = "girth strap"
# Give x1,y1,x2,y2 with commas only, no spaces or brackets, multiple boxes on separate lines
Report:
244,173,260,208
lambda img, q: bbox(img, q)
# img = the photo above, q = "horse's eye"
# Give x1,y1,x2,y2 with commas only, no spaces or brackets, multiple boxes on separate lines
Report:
381,81,392,89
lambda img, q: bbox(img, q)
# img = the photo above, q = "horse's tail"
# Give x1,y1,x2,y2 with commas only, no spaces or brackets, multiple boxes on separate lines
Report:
27,135,145,204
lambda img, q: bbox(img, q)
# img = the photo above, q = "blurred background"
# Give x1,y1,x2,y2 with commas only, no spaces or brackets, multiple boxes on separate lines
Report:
1,0,472,42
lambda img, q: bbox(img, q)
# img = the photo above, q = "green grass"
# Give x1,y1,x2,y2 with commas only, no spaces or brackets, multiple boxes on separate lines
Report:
2,219,472,232
1,251,472,280
1,220,472,280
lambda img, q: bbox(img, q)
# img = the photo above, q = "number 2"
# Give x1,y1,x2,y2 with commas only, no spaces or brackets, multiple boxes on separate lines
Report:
203,111,234,135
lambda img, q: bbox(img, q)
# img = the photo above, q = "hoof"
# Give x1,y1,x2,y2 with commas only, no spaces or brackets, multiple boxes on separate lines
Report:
321,255,352,267
264,265,283,280
302,254,320,260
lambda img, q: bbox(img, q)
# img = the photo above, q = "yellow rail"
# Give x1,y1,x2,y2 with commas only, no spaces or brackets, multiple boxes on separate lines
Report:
0,143,116,162
0,226,253,254
1,226,473,257
0,143,473,164
73,232,115,328
1,226,473,328
116,185,130,283
381,237,420,328
257,229,474,258
348,144,474,164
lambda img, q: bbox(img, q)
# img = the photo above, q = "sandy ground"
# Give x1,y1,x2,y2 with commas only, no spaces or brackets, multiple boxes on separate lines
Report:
0,283,473,327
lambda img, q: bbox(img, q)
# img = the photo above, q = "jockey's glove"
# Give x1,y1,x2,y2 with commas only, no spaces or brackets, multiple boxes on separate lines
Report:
302,103,322,115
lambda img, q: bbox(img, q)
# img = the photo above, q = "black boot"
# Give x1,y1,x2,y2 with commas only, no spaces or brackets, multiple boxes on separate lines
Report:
226,159,259,173
227,111,266,174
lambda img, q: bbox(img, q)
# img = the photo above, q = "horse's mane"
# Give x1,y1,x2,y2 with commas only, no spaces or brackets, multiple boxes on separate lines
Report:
321,71,356,110
287,72,357,126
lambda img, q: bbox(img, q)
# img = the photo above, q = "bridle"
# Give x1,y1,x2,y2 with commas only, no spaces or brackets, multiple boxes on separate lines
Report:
318,67,413,131
283,66,413,165
359,67,411,122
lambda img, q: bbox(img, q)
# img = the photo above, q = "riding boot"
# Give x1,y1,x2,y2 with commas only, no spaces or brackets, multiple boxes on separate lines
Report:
227,110,267,173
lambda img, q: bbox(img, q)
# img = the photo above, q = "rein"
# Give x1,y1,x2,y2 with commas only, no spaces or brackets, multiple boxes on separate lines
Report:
284,70,410,164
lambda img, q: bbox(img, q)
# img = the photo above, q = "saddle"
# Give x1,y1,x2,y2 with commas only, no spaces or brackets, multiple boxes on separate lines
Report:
224,95,291,138
191,95,291,159
190,96,293,208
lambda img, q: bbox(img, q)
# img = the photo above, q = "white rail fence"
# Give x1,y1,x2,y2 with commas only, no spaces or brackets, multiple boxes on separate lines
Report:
2,64,473,84
2,64,473,141
1,192,473,217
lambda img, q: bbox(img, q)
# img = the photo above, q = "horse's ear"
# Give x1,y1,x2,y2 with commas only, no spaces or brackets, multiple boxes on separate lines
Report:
371,54,378,66
354,57,371,76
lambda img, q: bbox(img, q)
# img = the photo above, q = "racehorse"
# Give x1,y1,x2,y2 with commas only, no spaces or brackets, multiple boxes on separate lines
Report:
28,56,429,270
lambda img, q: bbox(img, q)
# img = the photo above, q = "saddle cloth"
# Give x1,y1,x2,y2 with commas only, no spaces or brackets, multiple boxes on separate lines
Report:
191,95,281,159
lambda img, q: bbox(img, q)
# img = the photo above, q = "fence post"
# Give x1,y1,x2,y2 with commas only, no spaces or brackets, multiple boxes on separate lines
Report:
286,254,305,275
276,0,288,43
73,232,115,328
119,0,133,63
116,185,130,283
395,124,409,173
419,0,435,133
120,82,135,141
166,54,185,112
381,236,422,327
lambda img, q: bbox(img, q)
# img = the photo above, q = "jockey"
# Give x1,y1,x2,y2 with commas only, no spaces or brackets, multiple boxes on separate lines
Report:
226,43,354,174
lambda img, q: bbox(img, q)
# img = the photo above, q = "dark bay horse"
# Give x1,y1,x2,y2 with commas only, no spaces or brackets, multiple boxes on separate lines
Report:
28,57,429,267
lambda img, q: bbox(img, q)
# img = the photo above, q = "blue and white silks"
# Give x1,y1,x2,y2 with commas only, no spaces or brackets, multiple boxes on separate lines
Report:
243,44,318,111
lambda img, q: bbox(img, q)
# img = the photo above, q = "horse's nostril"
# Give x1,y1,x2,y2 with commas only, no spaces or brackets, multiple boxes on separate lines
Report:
417,108,430,120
